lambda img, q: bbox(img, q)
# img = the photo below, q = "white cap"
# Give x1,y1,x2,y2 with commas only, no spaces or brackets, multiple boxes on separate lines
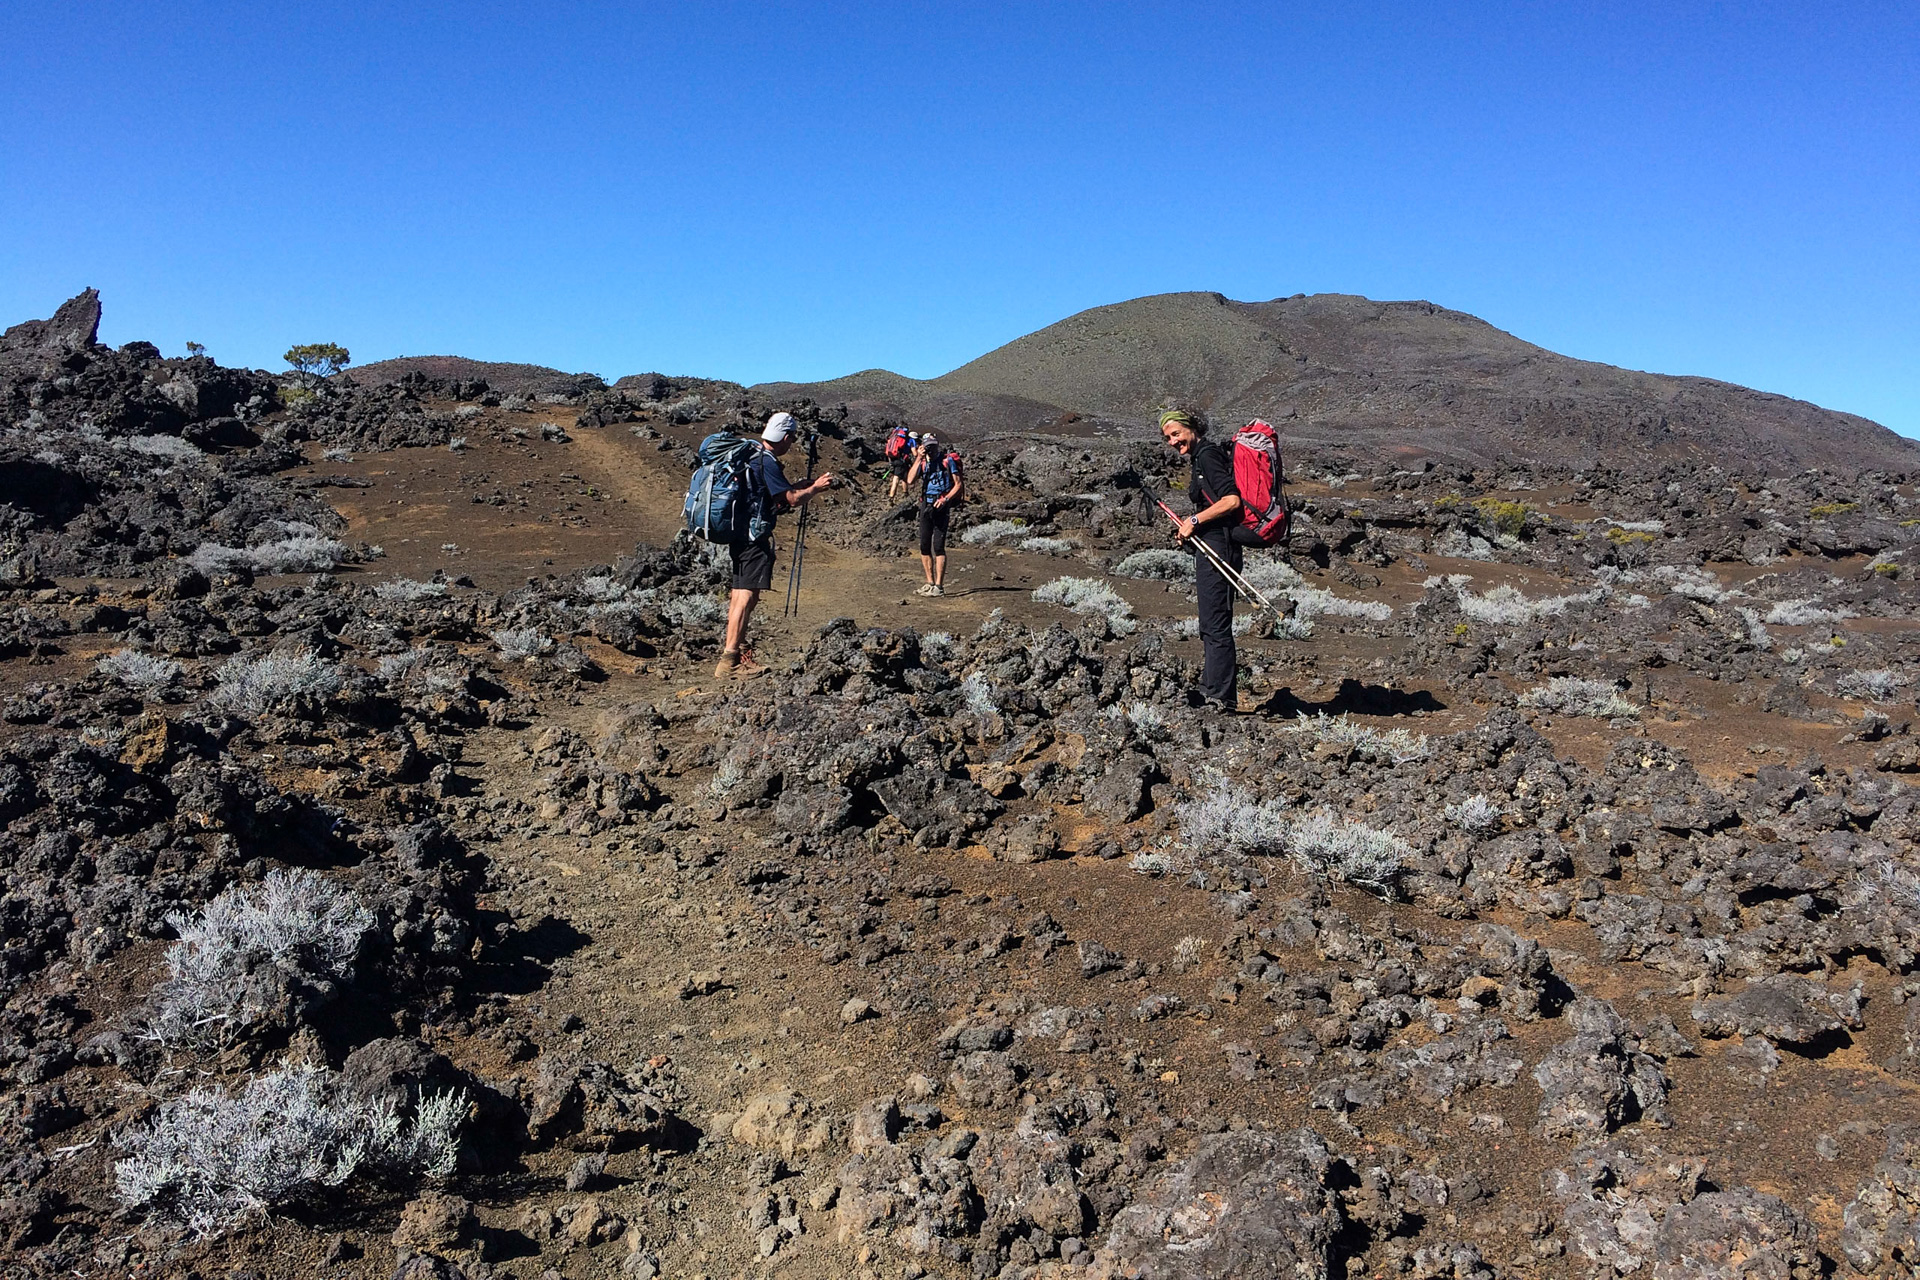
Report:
763,411,797,442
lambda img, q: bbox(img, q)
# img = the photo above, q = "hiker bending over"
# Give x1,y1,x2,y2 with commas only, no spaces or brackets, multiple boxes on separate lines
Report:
1160,409,1243,709
884,427,919,502
906,431,964,596
718,412,833,678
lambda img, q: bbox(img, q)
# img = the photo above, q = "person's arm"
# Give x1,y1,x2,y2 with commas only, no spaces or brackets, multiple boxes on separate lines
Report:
785,473,833,507
1174,448,1241,540
937,468,963,509
905,452,925,485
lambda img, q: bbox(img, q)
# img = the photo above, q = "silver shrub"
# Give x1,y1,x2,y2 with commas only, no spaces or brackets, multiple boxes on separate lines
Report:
1032,576,1136,634
98,649,182,698
1765,599,1858,626
119,435,204,464
1838,669,1905,702
146,869,373,1047
188,536,348,576
1115,549,1192,581
1124,700,1169,741
1444,794,1504,833
1177,783,1290,858
373,577,447,601
1284,712,1430,763
1020,536,1074,556
1287,585,1393,623
210,650,343,717
1519,677,1640,719
961,519,1027,546
115,1060,464,1239
959,672,997,716
376,649,431,683
1446,580,1603,625
490,627,551,661
1286,810,1408,893
659,595,726,629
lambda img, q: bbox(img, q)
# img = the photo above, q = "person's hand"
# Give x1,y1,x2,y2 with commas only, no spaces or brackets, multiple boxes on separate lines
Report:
814,473,835,493
1175,516,1196,542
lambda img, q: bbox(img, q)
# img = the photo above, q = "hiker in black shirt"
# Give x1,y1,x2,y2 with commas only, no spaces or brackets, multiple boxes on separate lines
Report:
1160,409,1243,709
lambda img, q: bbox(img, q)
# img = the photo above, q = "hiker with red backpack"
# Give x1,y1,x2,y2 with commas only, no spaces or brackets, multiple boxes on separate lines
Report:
1158,408,1290,710
884,426,919,502
906,431,964,596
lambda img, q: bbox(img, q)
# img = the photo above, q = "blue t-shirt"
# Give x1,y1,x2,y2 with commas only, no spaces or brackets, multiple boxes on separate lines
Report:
752,445,793,528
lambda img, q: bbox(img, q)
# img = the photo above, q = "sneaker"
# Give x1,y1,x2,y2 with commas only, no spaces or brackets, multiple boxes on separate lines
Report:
714,650,739,678
732,648,769,679
930,584,945,597
916,583,936,596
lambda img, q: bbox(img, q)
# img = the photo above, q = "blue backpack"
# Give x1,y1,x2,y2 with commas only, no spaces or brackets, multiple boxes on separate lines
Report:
684,433,771,543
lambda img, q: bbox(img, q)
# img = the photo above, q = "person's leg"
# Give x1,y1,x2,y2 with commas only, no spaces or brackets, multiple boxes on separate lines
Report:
1195,541,1236,705
930,507,949,590
918,508,937,591
723,587,758,653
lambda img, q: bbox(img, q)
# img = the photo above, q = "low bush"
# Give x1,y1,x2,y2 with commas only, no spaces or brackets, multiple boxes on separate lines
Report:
1124,700,1169,740
1286,810,1408,892
1519,677,1640,719
145,869,373,1047
188,536,349,577
210,651,343,718
959,672,997,716
115,1060,464,1239
1032,576,1136,634
1471,497,1535,538
660,595,726,629
961,519,1026,546
1444,794,1503,832
1115,549,1193,581
119,435,203,463
1838,669,1905,702
1020,536,1074,556
490,627,551,661
1438,577,1605,625
1176,783,1290,858
373,578,447,601
1283,712,1430,763
1765,599,1858,626
1287,585,1393,623
98,649,182,698
376,650,430,682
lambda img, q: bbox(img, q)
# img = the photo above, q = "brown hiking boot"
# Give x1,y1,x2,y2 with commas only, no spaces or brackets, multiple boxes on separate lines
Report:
731,648,769,679
713,650,739,679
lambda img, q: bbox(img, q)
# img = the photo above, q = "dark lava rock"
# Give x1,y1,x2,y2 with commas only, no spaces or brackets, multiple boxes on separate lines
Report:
1091,1128,1341,1280
1690,974,1862,1045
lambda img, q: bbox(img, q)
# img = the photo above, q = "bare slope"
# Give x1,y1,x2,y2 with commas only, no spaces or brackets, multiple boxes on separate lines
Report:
345,354,605,397
760,291,1917,473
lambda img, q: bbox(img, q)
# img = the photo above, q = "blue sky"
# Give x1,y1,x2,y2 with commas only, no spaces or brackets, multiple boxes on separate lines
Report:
3,3,1915,434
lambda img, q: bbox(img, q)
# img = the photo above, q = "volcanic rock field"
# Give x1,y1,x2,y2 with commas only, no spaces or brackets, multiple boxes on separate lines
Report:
5,289,1920,1280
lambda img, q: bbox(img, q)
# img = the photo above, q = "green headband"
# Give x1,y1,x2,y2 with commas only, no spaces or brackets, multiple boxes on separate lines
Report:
1158,409,1196,429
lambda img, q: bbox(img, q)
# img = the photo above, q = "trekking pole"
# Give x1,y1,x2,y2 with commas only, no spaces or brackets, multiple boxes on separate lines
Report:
1149,492,1286,619
783,431,820,617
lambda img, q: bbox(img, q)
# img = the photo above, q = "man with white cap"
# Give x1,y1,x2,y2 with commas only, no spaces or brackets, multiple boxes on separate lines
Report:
716,411,834,678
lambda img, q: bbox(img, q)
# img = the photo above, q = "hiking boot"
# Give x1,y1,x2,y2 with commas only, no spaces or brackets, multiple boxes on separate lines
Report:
731,648,769,679
714,650,740,678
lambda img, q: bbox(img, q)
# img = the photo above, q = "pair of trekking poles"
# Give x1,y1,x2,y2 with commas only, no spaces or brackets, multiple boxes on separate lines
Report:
1148,490,1288,621
782,432,820,618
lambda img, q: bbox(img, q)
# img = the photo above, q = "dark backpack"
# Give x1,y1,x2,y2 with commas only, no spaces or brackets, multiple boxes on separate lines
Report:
884,427,912,460
684,433,771,543
1200,420,1290,546
923,448,962,502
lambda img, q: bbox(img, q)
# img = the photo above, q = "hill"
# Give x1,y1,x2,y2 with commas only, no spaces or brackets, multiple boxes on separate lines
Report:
345,354,606,398
757,291,1917,473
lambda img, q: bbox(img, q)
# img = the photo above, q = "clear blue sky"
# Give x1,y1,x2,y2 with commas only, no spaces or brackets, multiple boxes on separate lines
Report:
4,3,1915,434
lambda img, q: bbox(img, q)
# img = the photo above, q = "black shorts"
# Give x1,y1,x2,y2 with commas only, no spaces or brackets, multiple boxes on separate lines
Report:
728,537,775,591
890,456,912,480
919,504,950,557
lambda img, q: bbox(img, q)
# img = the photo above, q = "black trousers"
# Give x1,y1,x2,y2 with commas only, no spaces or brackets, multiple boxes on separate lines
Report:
919,504,950,556
1194,531,1243,704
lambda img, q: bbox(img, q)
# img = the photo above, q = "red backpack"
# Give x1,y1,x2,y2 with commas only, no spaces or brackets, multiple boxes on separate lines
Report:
1227,419,1290,545
884,427,912,460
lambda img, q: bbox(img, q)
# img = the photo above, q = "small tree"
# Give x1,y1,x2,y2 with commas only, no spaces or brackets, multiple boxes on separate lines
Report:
185,341,206,358
283,343,351,379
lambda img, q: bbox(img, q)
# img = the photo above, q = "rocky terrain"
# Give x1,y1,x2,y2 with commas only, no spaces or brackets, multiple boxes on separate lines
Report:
759,291,1920,474
4,289,1920,1280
